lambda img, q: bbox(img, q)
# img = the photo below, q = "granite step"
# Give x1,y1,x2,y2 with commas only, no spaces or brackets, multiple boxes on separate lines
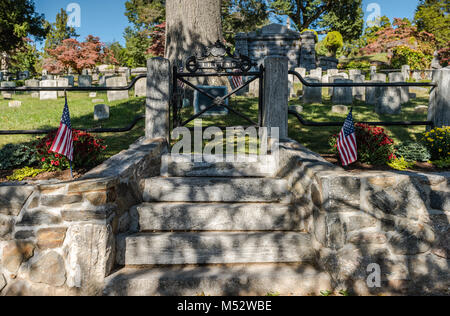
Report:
104,264,331,296
161,154,277,177
135,202,303,232
117,232,314,266
142,177,291,203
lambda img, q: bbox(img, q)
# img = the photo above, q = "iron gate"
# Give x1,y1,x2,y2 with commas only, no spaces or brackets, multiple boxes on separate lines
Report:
171,40,264,130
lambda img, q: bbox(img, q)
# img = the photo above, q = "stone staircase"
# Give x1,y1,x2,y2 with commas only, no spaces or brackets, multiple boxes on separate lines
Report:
104,155,328,296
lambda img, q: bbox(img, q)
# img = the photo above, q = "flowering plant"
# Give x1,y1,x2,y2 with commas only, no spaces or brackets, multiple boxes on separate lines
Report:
330,123,396,165
423,126,449,161
35,130,107,171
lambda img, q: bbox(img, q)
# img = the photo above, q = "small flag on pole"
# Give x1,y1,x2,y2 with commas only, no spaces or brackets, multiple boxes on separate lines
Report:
50,94,74,162
337,109,358,166
229,70,244,90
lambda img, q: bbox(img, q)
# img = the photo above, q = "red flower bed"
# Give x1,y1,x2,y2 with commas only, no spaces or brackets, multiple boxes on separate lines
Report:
330,123,396,166
35,130,107,171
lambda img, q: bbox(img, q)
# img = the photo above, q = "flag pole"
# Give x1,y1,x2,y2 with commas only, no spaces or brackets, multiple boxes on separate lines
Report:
64,90,74,179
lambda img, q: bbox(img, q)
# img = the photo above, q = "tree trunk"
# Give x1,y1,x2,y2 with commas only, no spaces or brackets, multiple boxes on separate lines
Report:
165,0,223,68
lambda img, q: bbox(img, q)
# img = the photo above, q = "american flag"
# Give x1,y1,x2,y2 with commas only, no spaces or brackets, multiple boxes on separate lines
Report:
50,98,74,161
229,70,243,90
337,109,357,166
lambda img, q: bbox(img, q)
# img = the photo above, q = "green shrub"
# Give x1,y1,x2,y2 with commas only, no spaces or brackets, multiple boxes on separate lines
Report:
0,143,37,170
391,45,433,70
7,167,46,181
15,80,25,87
324,31,344,57
345,60,371,71
388,157,415,171
431,157,450,169
395,141,431,162
315,40,329,57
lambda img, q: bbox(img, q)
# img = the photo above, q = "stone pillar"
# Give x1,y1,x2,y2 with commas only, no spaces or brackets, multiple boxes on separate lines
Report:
428,67,450,128
389,72,409,104
263,56,289,140
146,57,171,141
300,31,317,71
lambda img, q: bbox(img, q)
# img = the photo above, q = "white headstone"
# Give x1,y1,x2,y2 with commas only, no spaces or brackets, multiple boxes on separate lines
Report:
134,77,146,97
106,77,128,102
78,75,92,87
39,80,58,100
8,101,22,108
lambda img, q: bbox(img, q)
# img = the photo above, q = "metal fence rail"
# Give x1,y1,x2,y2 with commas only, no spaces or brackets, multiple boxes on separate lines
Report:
0,74,147,92
288,70,436,128
0,75,147,135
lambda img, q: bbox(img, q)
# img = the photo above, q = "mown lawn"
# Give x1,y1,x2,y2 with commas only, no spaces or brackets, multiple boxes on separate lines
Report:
1,87,430,159
0,92,146,160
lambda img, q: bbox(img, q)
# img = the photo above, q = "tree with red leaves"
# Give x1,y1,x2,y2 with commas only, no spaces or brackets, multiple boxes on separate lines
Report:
361,18,436,57
44,35,118,74
147,22,165,57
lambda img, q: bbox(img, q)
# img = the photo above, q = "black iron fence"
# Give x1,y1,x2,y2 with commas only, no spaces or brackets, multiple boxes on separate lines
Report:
0,75,147,135
288,70,436,128
172,66,264,129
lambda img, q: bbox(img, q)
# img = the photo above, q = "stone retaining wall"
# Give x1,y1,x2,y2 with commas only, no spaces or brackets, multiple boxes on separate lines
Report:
0,138,166,296
278,140,449,295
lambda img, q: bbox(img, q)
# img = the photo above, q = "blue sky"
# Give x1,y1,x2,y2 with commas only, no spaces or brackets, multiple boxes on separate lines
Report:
34,0,420,49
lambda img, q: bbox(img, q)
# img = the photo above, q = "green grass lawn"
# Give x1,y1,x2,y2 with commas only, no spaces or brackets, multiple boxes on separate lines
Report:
0,92,146,159
1,88,430,160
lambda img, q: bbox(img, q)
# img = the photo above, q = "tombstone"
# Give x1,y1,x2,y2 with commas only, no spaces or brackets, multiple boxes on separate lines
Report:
337,72,349,79
366,81,384,106
328,75,344,97
302,77,322,104
94,104,110,121
292,67,306,93
131,67,147,75
401,65,411,81
119,67,131,81
92,73,100,82
99,75,114,87
370,66,377,76
78,75,92,87
18,71,30,80
46,74,55,80
351,74,365,101
248,80,259,97
8,101,21,108
327,69,339,76
371,73,387,82
389,72,409,104
97,65,112,73
349,69,361,77
332,79,353,105
57,78,69,98
39,80,57,100
25,79,39,88
376,87,401,114
64,76,75,86
81,69,89,76
89,92,97,98
92,99,104,103
412,71,423,82
3,93,12,100
289,105,303,113
310,68,322,80
414,105,428,115
134,77,147,97
194,86,229,116
1,81,16,96
31,92,39,98
322,74,330,84
0,72,3,81
106,76,129,102
332,105,349,114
